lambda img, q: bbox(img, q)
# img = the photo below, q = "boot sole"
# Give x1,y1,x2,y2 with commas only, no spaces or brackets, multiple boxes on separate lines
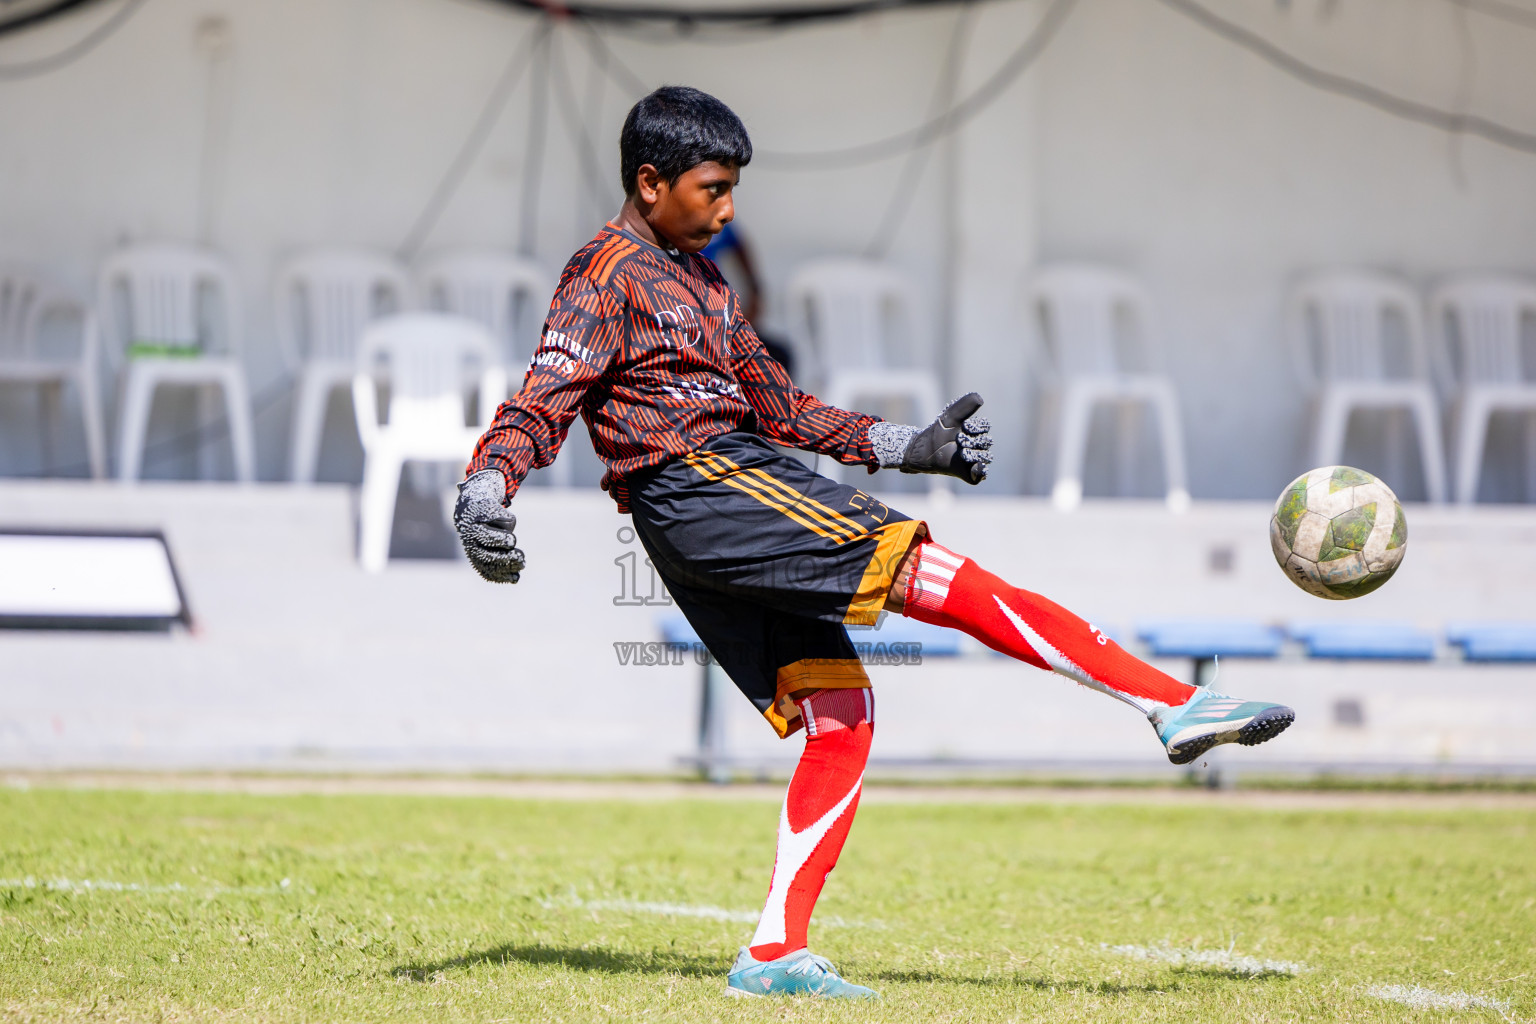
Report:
1166,705,1295,766
724,984,877,1000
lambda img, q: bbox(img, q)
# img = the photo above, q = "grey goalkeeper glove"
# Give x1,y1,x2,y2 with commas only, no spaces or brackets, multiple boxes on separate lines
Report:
453,469,525,583
868,392,993,485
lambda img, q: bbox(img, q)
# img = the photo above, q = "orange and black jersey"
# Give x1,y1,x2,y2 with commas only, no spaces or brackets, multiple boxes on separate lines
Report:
465,223,881,512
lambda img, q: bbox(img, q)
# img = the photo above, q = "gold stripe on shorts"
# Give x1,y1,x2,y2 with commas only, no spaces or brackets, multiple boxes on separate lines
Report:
843,519,927,627
683,451,865,544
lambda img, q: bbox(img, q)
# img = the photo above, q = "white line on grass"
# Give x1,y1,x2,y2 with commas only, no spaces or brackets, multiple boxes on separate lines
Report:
1367,985,1511,1013
540,894,882,929
0,876,293,896
1103,943,1307,976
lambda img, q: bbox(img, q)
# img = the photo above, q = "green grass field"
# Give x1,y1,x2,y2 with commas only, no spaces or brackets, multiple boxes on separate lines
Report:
2,785,1532,1022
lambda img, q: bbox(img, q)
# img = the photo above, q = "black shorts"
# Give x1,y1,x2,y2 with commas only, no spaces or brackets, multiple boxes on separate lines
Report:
628,432,925,738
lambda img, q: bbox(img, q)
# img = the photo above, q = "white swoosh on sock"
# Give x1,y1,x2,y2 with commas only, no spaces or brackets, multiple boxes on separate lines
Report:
750,775,863,948
993,597,1150,713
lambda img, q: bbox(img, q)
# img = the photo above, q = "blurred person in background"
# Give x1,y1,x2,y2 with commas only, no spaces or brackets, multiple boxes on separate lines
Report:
701,221,796,376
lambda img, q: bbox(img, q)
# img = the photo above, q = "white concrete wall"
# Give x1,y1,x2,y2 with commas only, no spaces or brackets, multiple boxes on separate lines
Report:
3,481,1534,774
1,0,1534,498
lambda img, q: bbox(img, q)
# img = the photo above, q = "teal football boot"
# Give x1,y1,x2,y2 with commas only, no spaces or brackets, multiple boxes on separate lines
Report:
725,947,879,999
1149,688,1295,765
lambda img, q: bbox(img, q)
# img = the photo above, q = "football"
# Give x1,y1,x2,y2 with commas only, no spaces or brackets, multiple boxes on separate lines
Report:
1269,466,1407,600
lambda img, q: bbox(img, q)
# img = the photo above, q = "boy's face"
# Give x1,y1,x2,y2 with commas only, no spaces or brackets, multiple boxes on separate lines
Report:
636,160,738,253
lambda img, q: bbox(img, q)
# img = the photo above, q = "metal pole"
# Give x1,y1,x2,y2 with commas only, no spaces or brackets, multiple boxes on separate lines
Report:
697,658,731,784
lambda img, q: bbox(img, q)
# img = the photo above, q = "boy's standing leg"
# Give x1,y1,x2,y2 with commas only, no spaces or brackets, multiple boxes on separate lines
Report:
624,434,912,1001
727,688,877,999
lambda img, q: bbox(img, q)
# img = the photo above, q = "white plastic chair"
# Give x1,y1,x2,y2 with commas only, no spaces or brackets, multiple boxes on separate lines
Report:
353,313,508,572
98,243,255,483
1026,264,1190,512
1429,275,1536,504
786,258,943,490
277,247,411,484
415,249,551,371
415,249,573,488
1289,271,1447,503
0,267,106,478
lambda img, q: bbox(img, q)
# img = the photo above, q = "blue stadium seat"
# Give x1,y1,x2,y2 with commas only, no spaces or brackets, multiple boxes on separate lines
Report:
1288,621,1436,661
1136,620,1284,659
659,616,702,646
1446,622,1536,662
850,615,963,657
1091,623,1125,646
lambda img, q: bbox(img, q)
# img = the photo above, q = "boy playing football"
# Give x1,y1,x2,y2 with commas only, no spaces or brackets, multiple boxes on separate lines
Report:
454,85,1294,1000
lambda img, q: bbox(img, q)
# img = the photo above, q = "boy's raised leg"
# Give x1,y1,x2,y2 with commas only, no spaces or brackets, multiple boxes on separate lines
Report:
891,541,1294,764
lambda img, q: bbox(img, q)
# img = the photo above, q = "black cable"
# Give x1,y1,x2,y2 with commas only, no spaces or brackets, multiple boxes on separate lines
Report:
485,0,986,28
548,28,619,219
556,1,827,44
569,0,1066,170
500,0,1536,174
1447,0,1476,188
579,21,611,200
397,22,545,259
0,0,101,37
518,26,552,255
1155,0,1536,157
753,0,1071,169
578,18,794,44
568,17,647,96
0,0,147,80
863,4,973,256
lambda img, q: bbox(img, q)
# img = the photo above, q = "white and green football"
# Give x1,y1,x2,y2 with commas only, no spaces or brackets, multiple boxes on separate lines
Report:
1269,466,1407,600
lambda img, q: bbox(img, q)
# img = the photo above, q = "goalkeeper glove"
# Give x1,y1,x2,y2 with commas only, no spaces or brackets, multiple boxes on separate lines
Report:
868,392,993,484
453,469,526,583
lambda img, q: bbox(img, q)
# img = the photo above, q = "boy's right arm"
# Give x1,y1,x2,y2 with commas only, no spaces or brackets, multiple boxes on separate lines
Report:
464,275,625,502
457,275,623,583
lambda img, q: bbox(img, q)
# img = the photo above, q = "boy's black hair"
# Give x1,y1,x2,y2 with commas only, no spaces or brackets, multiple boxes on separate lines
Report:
620,86,752,196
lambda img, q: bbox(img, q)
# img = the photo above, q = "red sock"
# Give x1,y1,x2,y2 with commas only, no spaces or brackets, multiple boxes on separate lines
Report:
902,542,1195,709
748,687,872,962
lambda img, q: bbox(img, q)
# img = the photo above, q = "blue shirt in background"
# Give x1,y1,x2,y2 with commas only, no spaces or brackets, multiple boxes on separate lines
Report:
702,222,742,262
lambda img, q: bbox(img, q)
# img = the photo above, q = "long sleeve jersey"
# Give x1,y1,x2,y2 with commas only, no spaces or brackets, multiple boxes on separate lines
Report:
465,223,881,512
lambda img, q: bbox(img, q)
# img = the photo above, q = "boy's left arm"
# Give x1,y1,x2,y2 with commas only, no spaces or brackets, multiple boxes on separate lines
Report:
728,296,994,484
728,307,881,470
